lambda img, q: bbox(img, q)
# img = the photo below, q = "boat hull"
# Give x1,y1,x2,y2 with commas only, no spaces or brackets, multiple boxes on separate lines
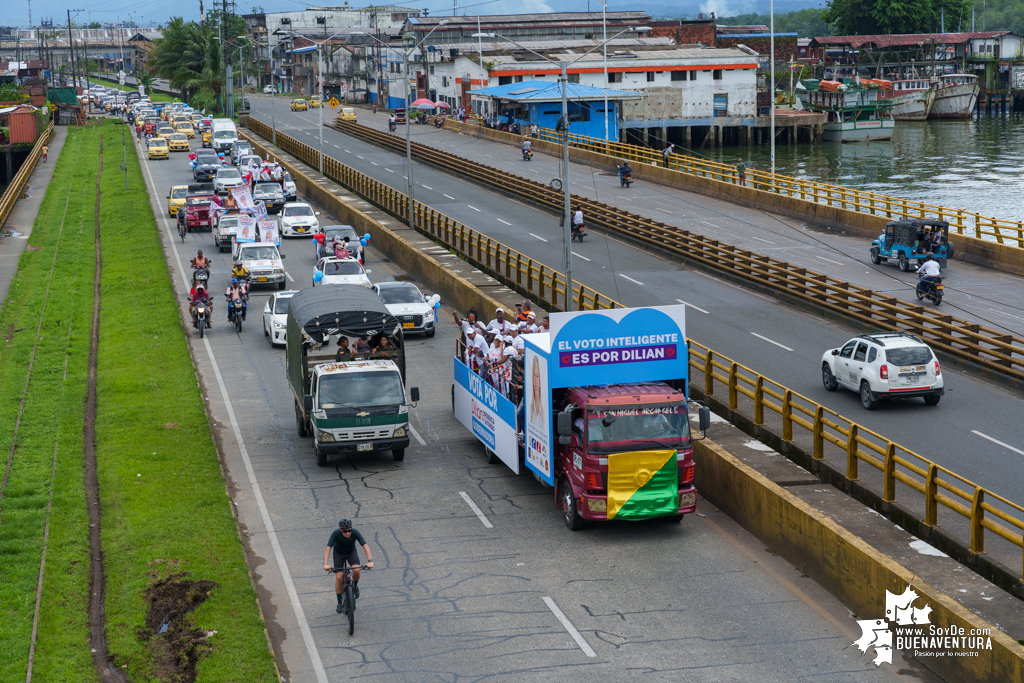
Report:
823,119,895,142
891,89,934,120
929,82,980,119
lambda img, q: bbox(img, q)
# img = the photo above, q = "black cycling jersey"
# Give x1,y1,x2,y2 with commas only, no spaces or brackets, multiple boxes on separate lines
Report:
327,528,366,559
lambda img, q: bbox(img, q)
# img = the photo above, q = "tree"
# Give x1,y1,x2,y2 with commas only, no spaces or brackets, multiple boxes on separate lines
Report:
823,0,971,35
721,9,832,37
149,17,225,112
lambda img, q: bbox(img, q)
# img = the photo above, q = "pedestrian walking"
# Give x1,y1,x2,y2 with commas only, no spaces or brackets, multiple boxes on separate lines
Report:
42,145,48,163
662,144,674,167
530,123,539,139
736,158,747,187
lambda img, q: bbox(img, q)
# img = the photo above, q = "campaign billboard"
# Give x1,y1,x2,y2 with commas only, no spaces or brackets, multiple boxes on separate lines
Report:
524,343,553,485
453,356,519,473
235,216,256,242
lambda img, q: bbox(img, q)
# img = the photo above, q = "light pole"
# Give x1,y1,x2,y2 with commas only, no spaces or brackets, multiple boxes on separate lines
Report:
472,26,650,310
238,35,248,113
770,0,775,174
603,0,608,144
357,20,450,230
271,32,299,145
453,8,484,113
314,28,355,175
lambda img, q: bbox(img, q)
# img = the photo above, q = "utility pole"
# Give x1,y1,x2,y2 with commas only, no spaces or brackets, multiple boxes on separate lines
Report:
67,10,79,89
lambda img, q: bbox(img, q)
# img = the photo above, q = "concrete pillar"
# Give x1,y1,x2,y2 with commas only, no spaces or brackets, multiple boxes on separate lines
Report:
643,126,649,146
791,125,797,144
4,150,11,185
685,126,691,149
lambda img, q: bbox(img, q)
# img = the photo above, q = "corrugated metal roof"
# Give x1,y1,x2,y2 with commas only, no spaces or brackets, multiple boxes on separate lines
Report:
473,80,642,101
429,37,673,54
410,11,648,27
812,31,1014,48
486,46,757,65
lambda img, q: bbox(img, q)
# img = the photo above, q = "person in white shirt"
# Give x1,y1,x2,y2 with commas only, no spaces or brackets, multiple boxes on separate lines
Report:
487,308,513,334
915,253,941,298
271,165,283,182
507,328,524,353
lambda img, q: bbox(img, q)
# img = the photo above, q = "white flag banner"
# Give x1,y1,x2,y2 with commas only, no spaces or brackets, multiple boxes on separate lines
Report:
231,186,256,211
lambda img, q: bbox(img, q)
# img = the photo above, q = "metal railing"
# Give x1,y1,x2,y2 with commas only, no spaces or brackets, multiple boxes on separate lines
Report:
0,122,55,232
247,114,1024,582
688,339,1024,579
247,117,619,313
508,124,1024,250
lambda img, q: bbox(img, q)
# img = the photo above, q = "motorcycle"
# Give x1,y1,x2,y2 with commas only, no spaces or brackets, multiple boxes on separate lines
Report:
192,267,210,288
228,298,247,333
571,223,587,242
916,275,944,305
434,116,445,128
388,121,397,133
620,173,633,188
194,300,211,338
522,149,533,162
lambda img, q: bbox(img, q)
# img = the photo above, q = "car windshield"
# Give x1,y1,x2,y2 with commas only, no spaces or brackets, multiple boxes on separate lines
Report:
274,297,293,314
218,216,239,228
284,205,313,217
284,173,294,183
171,188,188,198
240,246,280,261
218,169,241,179
885,347,933,366
377,284,423,304
325,227,358,242
322,261,362,275
318,371,404,408
585,404,691,454
158,128,173,134
186,196,212,206
196,154,219,164
171,134,186,141
150,140,167,147
255,183,281,194
214,131,234,139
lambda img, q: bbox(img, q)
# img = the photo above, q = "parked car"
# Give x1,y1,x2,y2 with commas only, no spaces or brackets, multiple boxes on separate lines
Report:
373,282,438,337
821,332,943,410
262,290,298,346
263,84,275,94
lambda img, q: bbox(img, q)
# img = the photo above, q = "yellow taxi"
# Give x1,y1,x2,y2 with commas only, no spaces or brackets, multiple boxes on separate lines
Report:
168,133,190,152
157,125,176,140
167,184,189,216
309,96,322,108
202,129,212,147
176,121,196,138
148,138,169,160
290,98,308,111
338,107,358,122
190,112,204,125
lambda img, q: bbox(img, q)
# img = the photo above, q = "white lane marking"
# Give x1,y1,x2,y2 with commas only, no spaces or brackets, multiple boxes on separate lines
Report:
421,184,432,190
386,168,394,173
676,298,709,314
285,271,295,282
332,144,340,148
467,204,481,212
357,155,364,159
618,274,644,286
140,156,330,683
971,430,1024,456
371,161,379,166
749,235,775,244
344,149,351,153
528,232,548,242
571,251,591,262
542,597,597,657
496,218,511,225
750,332,794,352
444,194,456,200
986,307,1024,322
458,491,494,528
655,207,672,214
408,423,426,446
815,255,844,266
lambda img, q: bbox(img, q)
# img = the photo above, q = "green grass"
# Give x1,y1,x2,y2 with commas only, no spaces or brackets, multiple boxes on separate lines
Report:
89,75,180,103
94,119,277,681
0,124,98,683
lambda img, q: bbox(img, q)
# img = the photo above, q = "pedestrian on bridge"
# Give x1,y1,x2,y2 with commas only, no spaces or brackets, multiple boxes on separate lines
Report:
662,144,674,167
736,158,747,187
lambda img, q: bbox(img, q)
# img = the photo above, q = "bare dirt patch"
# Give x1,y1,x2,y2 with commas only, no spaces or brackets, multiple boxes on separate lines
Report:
137,573,219,683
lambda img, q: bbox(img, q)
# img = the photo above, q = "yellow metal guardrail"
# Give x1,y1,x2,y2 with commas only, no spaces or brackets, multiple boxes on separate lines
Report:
523,124,1024,250
688,339,1024,578
248,114,1024,581
247,117,619,313
0,122,54,232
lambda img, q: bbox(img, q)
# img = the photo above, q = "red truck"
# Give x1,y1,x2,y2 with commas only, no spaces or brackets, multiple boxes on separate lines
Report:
184,183,219,233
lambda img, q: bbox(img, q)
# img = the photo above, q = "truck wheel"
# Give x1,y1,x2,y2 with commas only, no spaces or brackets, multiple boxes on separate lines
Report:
392,448,405,462
295,400,309,437
559,479,586,531
484,446,501,465
451,385,455,412
666,514,684,523
870,248,881,265
316,448,327,467
278,280,286,290
898,253,910,272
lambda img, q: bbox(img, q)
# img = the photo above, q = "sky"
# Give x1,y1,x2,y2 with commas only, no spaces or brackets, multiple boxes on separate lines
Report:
3,0,821,29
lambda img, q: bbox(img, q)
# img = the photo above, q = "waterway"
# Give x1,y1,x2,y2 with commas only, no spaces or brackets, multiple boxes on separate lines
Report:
701,112,1024,222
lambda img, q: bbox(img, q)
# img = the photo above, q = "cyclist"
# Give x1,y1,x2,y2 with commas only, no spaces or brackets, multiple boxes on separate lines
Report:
323,518,374,612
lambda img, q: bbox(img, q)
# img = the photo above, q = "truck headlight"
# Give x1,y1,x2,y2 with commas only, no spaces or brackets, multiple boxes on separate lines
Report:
273,269,283,275
316,428,335,443
393,426,406,438
586,498,607,513
680,492,696,508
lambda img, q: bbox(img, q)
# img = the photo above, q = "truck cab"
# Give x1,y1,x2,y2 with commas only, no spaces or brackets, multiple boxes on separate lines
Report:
184,183,218,232
233,242,286,289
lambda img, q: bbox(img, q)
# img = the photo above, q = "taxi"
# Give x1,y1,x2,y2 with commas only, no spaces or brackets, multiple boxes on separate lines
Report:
157,125,176,140
148,138,169,160
202,129,212,148
168,133,190,152
190,112,204,125
176,121,196,138
338,107,358,122
167,184,189,215
290,98,308,111
309,96,322,108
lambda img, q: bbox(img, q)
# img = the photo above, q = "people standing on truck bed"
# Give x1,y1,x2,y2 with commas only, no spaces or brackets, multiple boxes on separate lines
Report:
335,336,353,361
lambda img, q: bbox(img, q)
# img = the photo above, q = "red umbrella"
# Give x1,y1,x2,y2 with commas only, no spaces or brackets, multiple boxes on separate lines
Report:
434,101,451,109
410,98,435,107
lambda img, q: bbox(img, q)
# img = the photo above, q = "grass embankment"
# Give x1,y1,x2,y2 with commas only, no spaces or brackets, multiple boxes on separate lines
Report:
89,75,179,103
0,125,96,683
95,118,277,681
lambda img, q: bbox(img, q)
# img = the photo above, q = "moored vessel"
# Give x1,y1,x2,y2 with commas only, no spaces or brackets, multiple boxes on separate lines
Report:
929,74,979,119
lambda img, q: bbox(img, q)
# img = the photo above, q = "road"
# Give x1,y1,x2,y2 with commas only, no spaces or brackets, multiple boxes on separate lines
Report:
244,97,1024,518
134,123,912,683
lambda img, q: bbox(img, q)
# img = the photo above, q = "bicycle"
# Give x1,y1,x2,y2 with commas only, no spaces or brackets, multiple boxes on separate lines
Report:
331,563,370,635
178,217,187,244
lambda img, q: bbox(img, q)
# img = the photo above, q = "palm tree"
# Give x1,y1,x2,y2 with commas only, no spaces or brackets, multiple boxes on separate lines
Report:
150,18,224,111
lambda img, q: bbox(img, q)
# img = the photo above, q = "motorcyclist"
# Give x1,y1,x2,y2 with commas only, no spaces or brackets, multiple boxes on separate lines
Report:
521,138,532,159
231,263,251,294
190,250,211,285
572,207,585,237
915,252,941,296
388,114,397,131
225,278,248,322
189,284,213,328
618,161,632,182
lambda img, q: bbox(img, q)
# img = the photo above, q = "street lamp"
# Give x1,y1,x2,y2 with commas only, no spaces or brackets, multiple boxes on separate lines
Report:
472,26,650,311
770,0,775,174
452,8,485,113
355,20,450,230
313,27,359,175
215,35,248,117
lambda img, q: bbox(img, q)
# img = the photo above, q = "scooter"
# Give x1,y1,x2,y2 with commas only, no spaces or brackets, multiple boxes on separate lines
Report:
522,149,533,162
388,121,397,133
916,275,944,305
620,173,632,188
571,223,587,242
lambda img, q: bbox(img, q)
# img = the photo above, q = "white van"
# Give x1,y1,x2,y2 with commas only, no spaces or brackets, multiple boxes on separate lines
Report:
211,118,238,153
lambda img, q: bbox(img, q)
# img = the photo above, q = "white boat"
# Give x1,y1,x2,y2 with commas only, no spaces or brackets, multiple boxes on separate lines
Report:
886,79,935,120
822,117,895,142
799,78,896,142
929,74,979,119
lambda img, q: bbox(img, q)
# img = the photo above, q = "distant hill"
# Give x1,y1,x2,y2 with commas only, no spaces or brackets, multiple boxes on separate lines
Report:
608,0,826,21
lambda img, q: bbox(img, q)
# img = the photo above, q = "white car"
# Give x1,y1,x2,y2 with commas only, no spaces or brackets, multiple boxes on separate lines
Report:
263,84,275,94
263,290,298,346
214,167,244,194
283,172,297,200
821,332,943,410
280,202,320,236
314,257,371,288
373,282,439,337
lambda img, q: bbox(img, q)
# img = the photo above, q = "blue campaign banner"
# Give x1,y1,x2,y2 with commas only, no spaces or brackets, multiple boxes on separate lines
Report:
453,356,520,473
547,306,687,389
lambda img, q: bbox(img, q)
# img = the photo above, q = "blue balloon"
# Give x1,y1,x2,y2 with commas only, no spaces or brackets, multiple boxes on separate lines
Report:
313,271,323,283
362,233,371,242
360,238,368,247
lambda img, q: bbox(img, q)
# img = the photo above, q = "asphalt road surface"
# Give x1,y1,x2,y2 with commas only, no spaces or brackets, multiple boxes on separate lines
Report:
134,125,911,683
245,97,1024,519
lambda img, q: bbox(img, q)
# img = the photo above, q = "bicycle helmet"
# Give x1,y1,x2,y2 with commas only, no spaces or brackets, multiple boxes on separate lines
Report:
338,518,353,530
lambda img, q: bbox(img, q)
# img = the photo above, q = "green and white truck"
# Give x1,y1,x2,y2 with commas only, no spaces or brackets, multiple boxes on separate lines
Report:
286,285,419,466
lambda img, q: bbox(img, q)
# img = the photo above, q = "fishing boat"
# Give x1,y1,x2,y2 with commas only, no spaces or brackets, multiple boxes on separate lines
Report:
797,77,895,142
929,74,979,119
884,78,935,120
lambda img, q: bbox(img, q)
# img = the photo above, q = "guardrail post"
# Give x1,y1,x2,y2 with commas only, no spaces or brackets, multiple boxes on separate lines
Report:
846,424,859,480
970,488,984,555
704,351,714,396
728,363,738,410
812,406,824,459
883,442,896,501
925,463,938,526
754,376,764,424
782,390,793,441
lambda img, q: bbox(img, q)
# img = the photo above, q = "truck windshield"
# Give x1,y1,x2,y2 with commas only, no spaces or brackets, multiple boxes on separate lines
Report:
586,404,691,453
240,246,280,260
319,371,404,408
